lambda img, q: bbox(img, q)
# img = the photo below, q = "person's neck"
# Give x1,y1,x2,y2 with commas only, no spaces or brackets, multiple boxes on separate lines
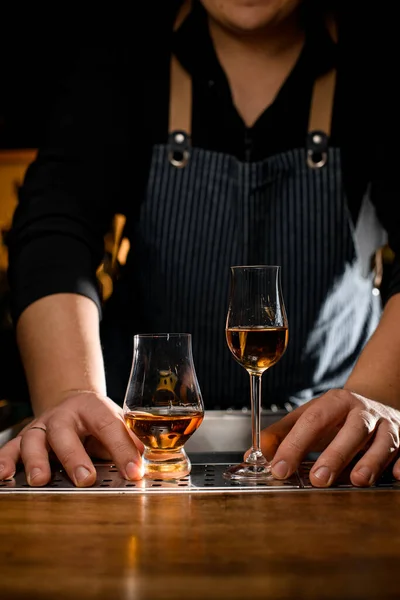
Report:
208,10,304,61
208,11,305,127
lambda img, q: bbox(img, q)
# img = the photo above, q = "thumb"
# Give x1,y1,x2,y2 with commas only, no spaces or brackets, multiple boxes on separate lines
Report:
260,414,297,460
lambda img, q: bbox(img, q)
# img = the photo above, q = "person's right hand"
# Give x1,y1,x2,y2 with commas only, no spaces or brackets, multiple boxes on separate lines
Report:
0,392,144,487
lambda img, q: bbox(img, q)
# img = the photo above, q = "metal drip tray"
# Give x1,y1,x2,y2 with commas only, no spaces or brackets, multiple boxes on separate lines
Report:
1,457,400,494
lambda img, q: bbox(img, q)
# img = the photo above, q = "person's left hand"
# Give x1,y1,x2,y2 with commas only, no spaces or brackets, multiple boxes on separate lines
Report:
259,389,400,487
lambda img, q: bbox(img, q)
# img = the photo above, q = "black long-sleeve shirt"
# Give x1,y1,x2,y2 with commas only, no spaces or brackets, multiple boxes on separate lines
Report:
8,2,400,327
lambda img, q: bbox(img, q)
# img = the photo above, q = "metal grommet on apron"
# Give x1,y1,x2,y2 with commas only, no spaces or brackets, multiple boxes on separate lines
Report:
116,4,383,410
168,130,190,168
307,131,328,168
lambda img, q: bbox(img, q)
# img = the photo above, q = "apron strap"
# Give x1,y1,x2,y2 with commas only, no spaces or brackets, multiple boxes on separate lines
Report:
308,69,337,137
307,15,338,168
306,68,336,168
173,0,191,32
168,0,192,167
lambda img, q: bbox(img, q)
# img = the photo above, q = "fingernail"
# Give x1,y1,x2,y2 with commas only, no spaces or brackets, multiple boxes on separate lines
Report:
272,460,289,479
355,466,374,485
126,461,141,480
75,466,91,484
27,467,42,485
313,466,332,486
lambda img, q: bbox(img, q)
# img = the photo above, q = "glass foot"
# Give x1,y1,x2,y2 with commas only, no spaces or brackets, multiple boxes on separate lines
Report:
143,447,191,480
223,461,273,482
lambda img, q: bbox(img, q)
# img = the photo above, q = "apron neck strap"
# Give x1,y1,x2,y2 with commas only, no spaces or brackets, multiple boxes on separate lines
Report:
169,0,193,137
169,55,192,137
307,68,336,137
173,0,192,32
307,14,337,137
306,16,338,167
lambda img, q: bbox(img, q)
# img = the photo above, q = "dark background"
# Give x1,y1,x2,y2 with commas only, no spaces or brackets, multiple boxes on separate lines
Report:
0,43,82,149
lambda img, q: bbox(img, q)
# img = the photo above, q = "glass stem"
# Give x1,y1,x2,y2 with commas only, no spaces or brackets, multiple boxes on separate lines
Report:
247,373,266,465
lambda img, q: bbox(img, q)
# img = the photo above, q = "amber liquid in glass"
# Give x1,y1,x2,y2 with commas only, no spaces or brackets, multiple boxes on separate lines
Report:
125,410,204,450
226,326,288,372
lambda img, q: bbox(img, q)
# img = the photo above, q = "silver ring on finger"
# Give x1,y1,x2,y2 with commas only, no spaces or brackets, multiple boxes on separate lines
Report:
28,425,47,434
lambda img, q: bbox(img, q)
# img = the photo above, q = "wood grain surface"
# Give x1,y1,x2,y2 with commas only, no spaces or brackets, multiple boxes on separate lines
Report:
0,491,399,600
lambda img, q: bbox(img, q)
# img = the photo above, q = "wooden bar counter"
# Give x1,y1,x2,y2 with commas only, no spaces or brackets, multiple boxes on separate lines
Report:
1,487,400,600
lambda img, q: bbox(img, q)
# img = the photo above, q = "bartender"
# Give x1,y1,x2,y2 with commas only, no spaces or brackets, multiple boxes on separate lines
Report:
1,0,400,488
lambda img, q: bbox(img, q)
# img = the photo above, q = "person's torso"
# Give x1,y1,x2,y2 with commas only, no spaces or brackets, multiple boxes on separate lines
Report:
101,4,386,408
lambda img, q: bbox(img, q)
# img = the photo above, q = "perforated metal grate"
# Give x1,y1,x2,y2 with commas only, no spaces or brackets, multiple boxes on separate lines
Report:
1,460,400,494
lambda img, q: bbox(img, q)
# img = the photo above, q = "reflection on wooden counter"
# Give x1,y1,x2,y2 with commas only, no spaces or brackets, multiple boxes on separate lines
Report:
1,489,400,599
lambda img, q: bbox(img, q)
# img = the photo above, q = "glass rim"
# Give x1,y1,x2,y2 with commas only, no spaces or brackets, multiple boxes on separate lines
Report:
230,265,281,270
133,333,192,339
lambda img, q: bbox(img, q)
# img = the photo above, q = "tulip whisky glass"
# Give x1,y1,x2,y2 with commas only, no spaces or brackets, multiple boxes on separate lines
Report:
224,266,288,482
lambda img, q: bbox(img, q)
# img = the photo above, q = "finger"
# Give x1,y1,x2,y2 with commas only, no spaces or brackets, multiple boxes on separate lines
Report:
393,454,400,481
245,403,311,462
82,402,143,480
258,409,304,460
0,435,23,479
126,428,145,455
20,425,52,486
270,393,351,479
257,400,342,461
84,436,113,460
308,409,377,487
104,402,145,454
255,401,339,462
46,421,97,487
350,421,400,487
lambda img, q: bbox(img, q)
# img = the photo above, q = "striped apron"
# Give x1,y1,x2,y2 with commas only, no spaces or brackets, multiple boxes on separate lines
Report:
102,18,384,409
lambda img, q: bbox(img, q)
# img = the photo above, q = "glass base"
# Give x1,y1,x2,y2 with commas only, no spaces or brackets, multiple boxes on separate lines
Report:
223,461,273,482
143,447,191,480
